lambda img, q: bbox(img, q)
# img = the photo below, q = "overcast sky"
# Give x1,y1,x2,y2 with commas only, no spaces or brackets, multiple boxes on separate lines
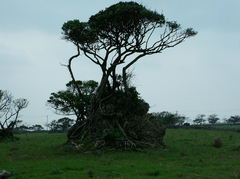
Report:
1,0,240,125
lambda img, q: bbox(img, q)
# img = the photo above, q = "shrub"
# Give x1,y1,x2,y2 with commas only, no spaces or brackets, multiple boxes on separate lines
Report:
213,138,222,148
67,87,166,150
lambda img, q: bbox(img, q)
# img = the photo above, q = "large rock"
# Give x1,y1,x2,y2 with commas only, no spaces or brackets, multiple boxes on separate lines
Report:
0,170,11,179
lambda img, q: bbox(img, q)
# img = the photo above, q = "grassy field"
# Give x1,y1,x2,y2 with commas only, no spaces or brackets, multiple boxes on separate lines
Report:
1,129,240,178
212,124,240,130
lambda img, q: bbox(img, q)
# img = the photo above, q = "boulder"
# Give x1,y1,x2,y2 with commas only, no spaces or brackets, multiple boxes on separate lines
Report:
0,170,11,179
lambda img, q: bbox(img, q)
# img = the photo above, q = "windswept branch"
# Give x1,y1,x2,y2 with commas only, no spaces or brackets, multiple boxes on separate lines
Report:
67,44,81,96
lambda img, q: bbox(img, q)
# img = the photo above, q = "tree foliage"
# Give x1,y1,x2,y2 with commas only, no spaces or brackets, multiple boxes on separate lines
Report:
30,124,44,131
67,87,166,149
208,114,220,124
226,115,240,124
193,114,206,125
47,117,74,132
48,80,98,121
150,112,186,127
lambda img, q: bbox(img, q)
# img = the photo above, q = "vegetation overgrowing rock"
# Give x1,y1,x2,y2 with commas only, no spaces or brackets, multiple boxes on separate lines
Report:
49,1,196,151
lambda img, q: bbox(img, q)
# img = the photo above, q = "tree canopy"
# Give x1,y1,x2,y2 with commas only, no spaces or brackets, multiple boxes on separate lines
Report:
193,114,206,125
62,1,197,96
208,114,220,124
48,80,98,121
47,117,74,132
226,115,240,124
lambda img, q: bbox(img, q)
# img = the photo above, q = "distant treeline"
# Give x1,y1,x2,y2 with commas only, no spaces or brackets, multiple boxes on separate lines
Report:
15,112,240,134
14,117,74,133
149,112,240,127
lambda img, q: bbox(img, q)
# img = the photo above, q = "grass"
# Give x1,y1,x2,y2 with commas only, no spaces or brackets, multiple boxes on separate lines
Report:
212,124,240,130
1,129,240,178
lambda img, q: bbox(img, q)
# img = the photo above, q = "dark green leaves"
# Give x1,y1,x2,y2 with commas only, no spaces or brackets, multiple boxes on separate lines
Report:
166,21,181,31
47,80,98,117
62,20,97,44
89,1,165,36
185,28,198,37
62,2,166,45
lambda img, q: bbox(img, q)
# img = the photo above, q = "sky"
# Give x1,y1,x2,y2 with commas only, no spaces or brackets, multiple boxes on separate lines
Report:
0,0,240,126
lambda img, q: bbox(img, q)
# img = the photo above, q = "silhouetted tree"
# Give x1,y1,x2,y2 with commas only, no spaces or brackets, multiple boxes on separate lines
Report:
47,120,59,132
57,117,74,132
61,1,196,150
183,122,190,126
193,114,206,125
0,90,28,140
30,124,44,131
226,115,240,124
208,114,220,124
47,118,74,132
150,112,186,127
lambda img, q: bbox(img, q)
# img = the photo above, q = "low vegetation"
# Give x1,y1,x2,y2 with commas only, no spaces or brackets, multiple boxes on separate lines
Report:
1,129,240,178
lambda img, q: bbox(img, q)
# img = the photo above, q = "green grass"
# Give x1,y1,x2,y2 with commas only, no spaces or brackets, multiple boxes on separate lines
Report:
212,124,240,130
1,129,240,178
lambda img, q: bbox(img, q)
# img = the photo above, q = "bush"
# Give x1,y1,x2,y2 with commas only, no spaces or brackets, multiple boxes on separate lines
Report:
67,87,166,150
213,138,222,148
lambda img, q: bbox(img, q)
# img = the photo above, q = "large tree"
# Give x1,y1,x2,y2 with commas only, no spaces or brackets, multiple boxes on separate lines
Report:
0,90,28,140
61,2,196,150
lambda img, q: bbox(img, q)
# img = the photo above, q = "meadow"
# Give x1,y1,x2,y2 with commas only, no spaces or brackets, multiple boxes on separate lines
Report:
1,129,240,178
212,124,240,130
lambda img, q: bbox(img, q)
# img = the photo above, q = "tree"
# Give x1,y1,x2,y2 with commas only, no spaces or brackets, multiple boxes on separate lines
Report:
61,2,196,150
0,90,28,140
193,114,206,125
150,111,186,127
47,118,74,132
30,124,44,131
48,80,98,121
47,120,59,132
208,114,220,124
226,115,240,124
57,117,74,132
